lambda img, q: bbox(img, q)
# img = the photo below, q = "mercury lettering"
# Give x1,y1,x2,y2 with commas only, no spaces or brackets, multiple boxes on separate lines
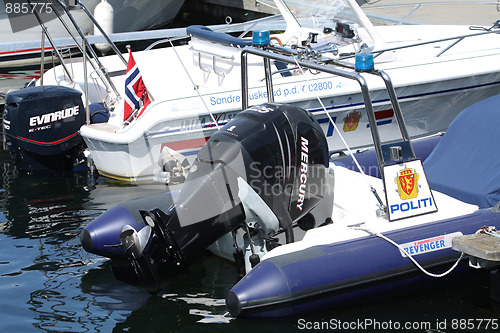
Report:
296,137,309,211
29,105,80,127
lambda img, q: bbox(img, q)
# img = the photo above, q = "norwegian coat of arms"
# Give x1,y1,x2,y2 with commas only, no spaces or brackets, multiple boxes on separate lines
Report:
394,165,419,200
343,111,362,132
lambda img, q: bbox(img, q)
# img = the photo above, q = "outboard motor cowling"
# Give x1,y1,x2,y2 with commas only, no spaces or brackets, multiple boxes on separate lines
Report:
3,85,86,173
88,103,329,293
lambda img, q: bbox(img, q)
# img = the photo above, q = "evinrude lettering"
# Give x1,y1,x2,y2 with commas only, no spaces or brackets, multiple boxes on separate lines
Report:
296,137,309,211
29,105,79,127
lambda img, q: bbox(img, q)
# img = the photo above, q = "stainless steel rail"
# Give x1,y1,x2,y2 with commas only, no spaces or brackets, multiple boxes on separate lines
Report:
75,0,127,66
240,46,416,177
27,0,74,83
54,0,122,101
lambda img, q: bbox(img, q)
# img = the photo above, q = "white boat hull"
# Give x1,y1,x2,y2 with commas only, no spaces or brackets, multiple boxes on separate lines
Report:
82,69,500,181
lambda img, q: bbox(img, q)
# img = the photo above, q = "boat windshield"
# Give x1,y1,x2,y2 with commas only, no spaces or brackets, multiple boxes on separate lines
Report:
259,0,364,30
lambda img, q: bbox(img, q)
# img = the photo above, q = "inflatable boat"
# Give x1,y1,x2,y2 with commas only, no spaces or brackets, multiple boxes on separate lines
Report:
226,93,500,317
80,47,500,317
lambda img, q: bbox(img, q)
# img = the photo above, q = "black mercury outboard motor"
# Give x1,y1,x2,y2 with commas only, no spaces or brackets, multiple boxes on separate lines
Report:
101,103,329,293
3,85,89,173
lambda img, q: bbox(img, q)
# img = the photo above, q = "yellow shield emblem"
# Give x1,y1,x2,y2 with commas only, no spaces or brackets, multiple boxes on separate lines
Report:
343,111,362,132
394,165,419,200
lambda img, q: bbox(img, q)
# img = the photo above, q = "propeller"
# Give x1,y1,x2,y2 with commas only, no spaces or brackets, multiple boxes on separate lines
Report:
119,225,152,258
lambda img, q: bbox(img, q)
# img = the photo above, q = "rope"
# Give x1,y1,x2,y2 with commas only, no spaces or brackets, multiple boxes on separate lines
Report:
291,55,385,210
167,38,220,130
291,55,367,176
288,32,461,278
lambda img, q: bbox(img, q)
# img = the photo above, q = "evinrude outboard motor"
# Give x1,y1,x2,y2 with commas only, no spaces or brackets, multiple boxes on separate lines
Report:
93,103,329,293
3,86,86,173
3,85,108,173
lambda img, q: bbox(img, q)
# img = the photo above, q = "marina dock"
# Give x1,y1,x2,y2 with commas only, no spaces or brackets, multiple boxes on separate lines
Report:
190,0,499,26
188,0,277,21
453,231,500,309
453,232,500,266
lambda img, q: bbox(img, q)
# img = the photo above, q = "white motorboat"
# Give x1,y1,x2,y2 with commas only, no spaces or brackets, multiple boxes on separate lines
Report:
35,0,500,182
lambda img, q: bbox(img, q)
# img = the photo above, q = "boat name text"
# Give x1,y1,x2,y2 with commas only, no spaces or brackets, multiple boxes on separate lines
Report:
210,80,337,106
399,232,463,257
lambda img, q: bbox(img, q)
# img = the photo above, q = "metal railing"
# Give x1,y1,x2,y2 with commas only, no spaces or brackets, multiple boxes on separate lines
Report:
240,46,416,176
30,0,128,121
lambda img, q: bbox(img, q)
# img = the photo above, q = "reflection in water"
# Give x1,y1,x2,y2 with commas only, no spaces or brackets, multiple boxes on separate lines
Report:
0,149,250,332
111,255,247,332
0,151,104,331
2,170,97,239
80,261,150,312
0,150,165,332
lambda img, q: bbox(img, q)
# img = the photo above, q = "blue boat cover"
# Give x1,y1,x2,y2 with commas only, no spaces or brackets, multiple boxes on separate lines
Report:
423,94,500,208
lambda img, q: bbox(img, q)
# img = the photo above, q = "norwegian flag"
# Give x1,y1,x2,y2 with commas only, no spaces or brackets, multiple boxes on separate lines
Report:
124,50,151,122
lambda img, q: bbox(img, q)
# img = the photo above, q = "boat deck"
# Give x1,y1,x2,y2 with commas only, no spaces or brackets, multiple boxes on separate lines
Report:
264,164,479,259
87,123,119,134
452,233,500,262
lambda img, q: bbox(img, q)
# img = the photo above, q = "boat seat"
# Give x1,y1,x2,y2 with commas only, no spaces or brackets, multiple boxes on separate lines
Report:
186,25,252,48
423,94,500,208
89,102,110,124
